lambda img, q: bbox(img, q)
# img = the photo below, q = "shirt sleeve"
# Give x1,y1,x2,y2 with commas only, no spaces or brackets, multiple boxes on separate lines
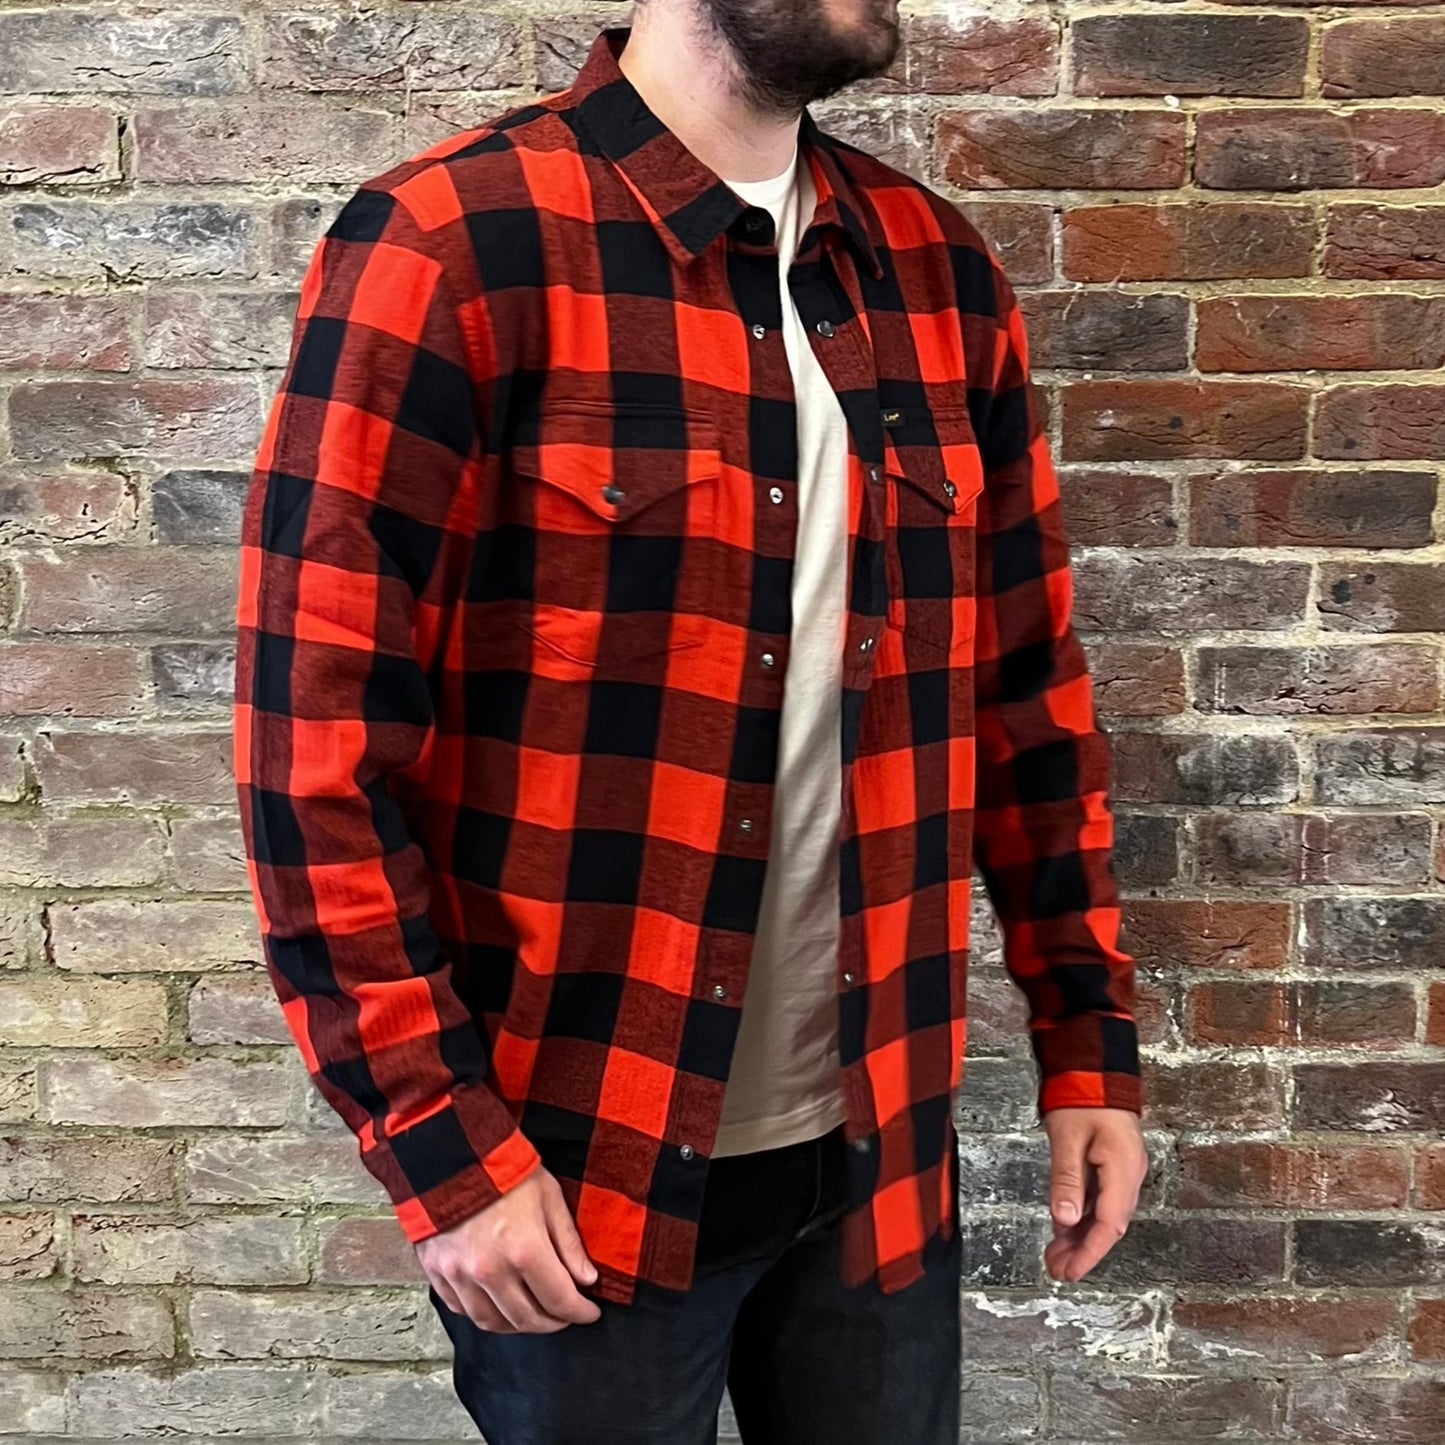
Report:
970,251,1143,1118
232,183,542,1242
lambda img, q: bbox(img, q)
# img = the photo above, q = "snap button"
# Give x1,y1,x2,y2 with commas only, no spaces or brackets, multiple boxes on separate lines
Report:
601,483,625,505
761,652,776,668
739,818,754,835
713,984,728,1000
815,319,835,338
943,479,957,499
769,486,784,504
843,971,855,986
680,1143,695,1161
867,465,881,484
859,636,873,653
751,323,766,340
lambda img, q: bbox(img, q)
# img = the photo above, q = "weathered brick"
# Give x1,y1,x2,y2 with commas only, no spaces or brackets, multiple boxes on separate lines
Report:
0,815,164,888
1291,1376,1445,1444
151,640,237,711
31,728,233,805
795,102,929,182
1184,979,1292,1047
135,101,399,185
1145,1061,1286,1130
1060,470,1177,547
1122,898,1292,971
0,105,119,187
0,468,137,543
1074,555,1309,631
0,293,135,372
957,1373,1041,1443
1322,18,1445,99
41,1056,291,1128
938,108,1186,189
1053,1374,1286,1441
1171,1295,1399,1365
0,1211,57,1281
0,1134,176,1204
957,1291,1157,1363
49,899,261,973
320,1367,476,1440
71,1365,322,1437
9,380,261,463
190,1287,448,1361
1111,730,1299,805
0,11,245,95
1317,385,1445,462
144,290,298,370
15,546,241,634
1427,983,1445,1046
1198,108,1445,189
1296,1219,1445,1286
1194,812,1431,886
0,1063,38,1125
1178,1141,1410,1209
1063,201,1315,281
957,1216,1043,1287
1326,204,1445,279
1112,812,1183,888
184,1135,375,1207
1084,643,1186,716
1074,14,1308,96
896,15,1058,96
0,1288,173,1360
1293,1061,1445,1132
268,195,343,282
953,202,1053,283
261,9,528,92
0,641,146,717
1315,728,1445,805
1410,1298,1445,1360
1198,294,1445,372
1083,1218,1287,1286
154,469,248,545
1063,379,1309,461
1020,290,1188,371
188,976,289,1046
73,1213,306,1286
316,1215,424,1286
1302,896,1445,971
0,1368,65,1431
954,1058,1042,1133
1197,642,1441,715
169,816,249,893
2,201,259,282
1298,980,1419,1046
0,977,168,1048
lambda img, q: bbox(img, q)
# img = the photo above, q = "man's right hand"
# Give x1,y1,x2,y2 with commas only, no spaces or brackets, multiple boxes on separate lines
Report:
416,1167,603,1334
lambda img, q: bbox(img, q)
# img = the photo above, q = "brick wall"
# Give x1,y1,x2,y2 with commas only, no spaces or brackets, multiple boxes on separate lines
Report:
1,2,1442,1441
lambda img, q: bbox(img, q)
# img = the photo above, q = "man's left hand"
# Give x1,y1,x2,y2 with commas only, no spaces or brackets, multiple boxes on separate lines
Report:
1040,1106,1148,1282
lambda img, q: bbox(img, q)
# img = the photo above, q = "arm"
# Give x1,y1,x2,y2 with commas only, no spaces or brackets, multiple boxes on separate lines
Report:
970,251,1143,1120
233,183,542,1244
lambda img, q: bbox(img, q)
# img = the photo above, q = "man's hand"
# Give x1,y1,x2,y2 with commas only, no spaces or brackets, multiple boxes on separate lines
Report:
1041,1107,1148,1283
416,1167,603,1334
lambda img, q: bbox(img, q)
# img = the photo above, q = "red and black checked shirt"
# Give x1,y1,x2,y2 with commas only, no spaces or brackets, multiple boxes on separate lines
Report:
234,24,1141,1307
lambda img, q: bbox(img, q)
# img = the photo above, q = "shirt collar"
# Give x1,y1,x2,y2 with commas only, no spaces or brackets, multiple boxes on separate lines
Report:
569,25,887,281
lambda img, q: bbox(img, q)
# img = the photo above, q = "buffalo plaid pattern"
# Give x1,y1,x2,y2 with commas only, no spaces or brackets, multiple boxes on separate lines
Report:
233,24,1141,1307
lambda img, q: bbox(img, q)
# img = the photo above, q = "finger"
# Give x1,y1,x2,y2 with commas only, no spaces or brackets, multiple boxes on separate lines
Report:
488,1268,570,1334
1048,1122,1092,1232
1059,1153,1137,1280
518,1239,602,1326
452,1275,519,1333
429,1275,467,1317
542,1177,599,1289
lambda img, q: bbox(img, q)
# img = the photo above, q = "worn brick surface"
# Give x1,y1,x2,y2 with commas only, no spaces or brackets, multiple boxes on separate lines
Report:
0,2,1440,1440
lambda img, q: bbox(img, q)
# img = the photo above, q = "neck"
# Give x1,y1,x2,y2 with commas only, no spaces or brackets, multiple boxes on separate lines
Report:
618,8,802,184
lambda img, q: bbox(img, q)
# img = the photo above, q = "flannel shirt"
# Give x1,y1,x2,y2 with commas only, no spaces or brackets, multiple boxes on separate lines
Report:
233,23,1141,1308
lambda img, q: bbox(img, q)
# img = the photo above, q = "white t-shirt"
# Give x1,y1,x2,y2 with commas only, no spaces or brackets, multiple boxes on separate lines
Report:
712,144,851,1157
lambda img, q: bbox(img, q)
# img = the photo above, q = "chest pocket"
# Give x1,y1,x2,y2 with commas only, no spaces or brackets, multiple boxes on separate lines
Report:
882,405,986,655
503,399,723,671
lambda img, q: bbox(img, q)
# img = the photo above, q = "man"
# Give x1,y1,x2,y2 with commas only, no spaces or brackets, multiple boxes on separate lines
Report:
233,0,1148,1436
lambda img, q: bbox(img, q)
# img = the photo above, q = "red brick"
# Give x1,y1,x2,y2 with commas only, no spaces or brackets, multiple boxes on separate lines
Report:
1184,979,1291,1047
1122,898,1292,971
1316,385,1445,461
1408,1298,1445,1360
1198,293,1445,372
1021,291,1188,371
1197,108,1445,189
1194,812,1430,887
937,109,1186,189
1428,983,1445,1045
0,294,134,372
1145,1061,1286,1130
0,643,146,718
1074,554,1309,630
1110,730,1298,805
1196,643,1441,716
1417,1144,1445,1209
1083,643,1186,717
1326,204,1445,279
951,202,1053,283
897,15,1058,96
1063,202,1314,281
1172,1295,1400,1365
1318,563,1445,632
1074,14,1308,97
0,106,120,187
1179,1141,1410,1209
1322,18,1445,99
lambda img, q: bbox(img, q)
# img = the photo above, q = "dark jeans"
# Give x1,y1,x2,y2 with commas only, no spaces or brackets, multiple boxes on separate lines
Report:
427,1124,963,1444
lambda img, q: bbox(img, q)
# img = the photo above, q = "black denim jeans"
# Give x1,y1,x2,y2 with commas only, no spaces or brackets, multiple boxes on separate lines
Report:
428,1124,963,1444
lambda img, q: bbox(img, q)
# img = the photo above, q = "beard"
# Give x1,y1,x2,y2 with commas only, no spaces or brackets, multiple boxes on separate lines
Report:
693,0,901,115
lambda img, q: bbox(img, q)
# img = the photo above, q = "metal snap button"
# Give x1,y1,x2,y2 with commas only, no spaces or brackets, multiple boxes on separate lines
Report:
815,319,835,338
761,652,776,668
859,637,873,653
601,483,625,505
943,479,957,499
752,323,767,339
680,1143,695,1160
739,818,754,835
713,984,728,1000
769,486,784,504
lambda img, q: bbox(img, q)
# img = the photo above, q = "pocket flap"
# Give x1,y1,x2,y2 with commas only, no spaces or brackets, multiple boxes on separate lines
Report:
884,406,986,514
511,400,722,524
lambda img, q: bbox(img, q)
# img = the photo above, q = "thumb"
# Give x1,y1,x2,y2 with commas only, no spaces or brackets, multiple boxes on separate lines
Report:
542,1175,598,1286
1049,1129,1089,1230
